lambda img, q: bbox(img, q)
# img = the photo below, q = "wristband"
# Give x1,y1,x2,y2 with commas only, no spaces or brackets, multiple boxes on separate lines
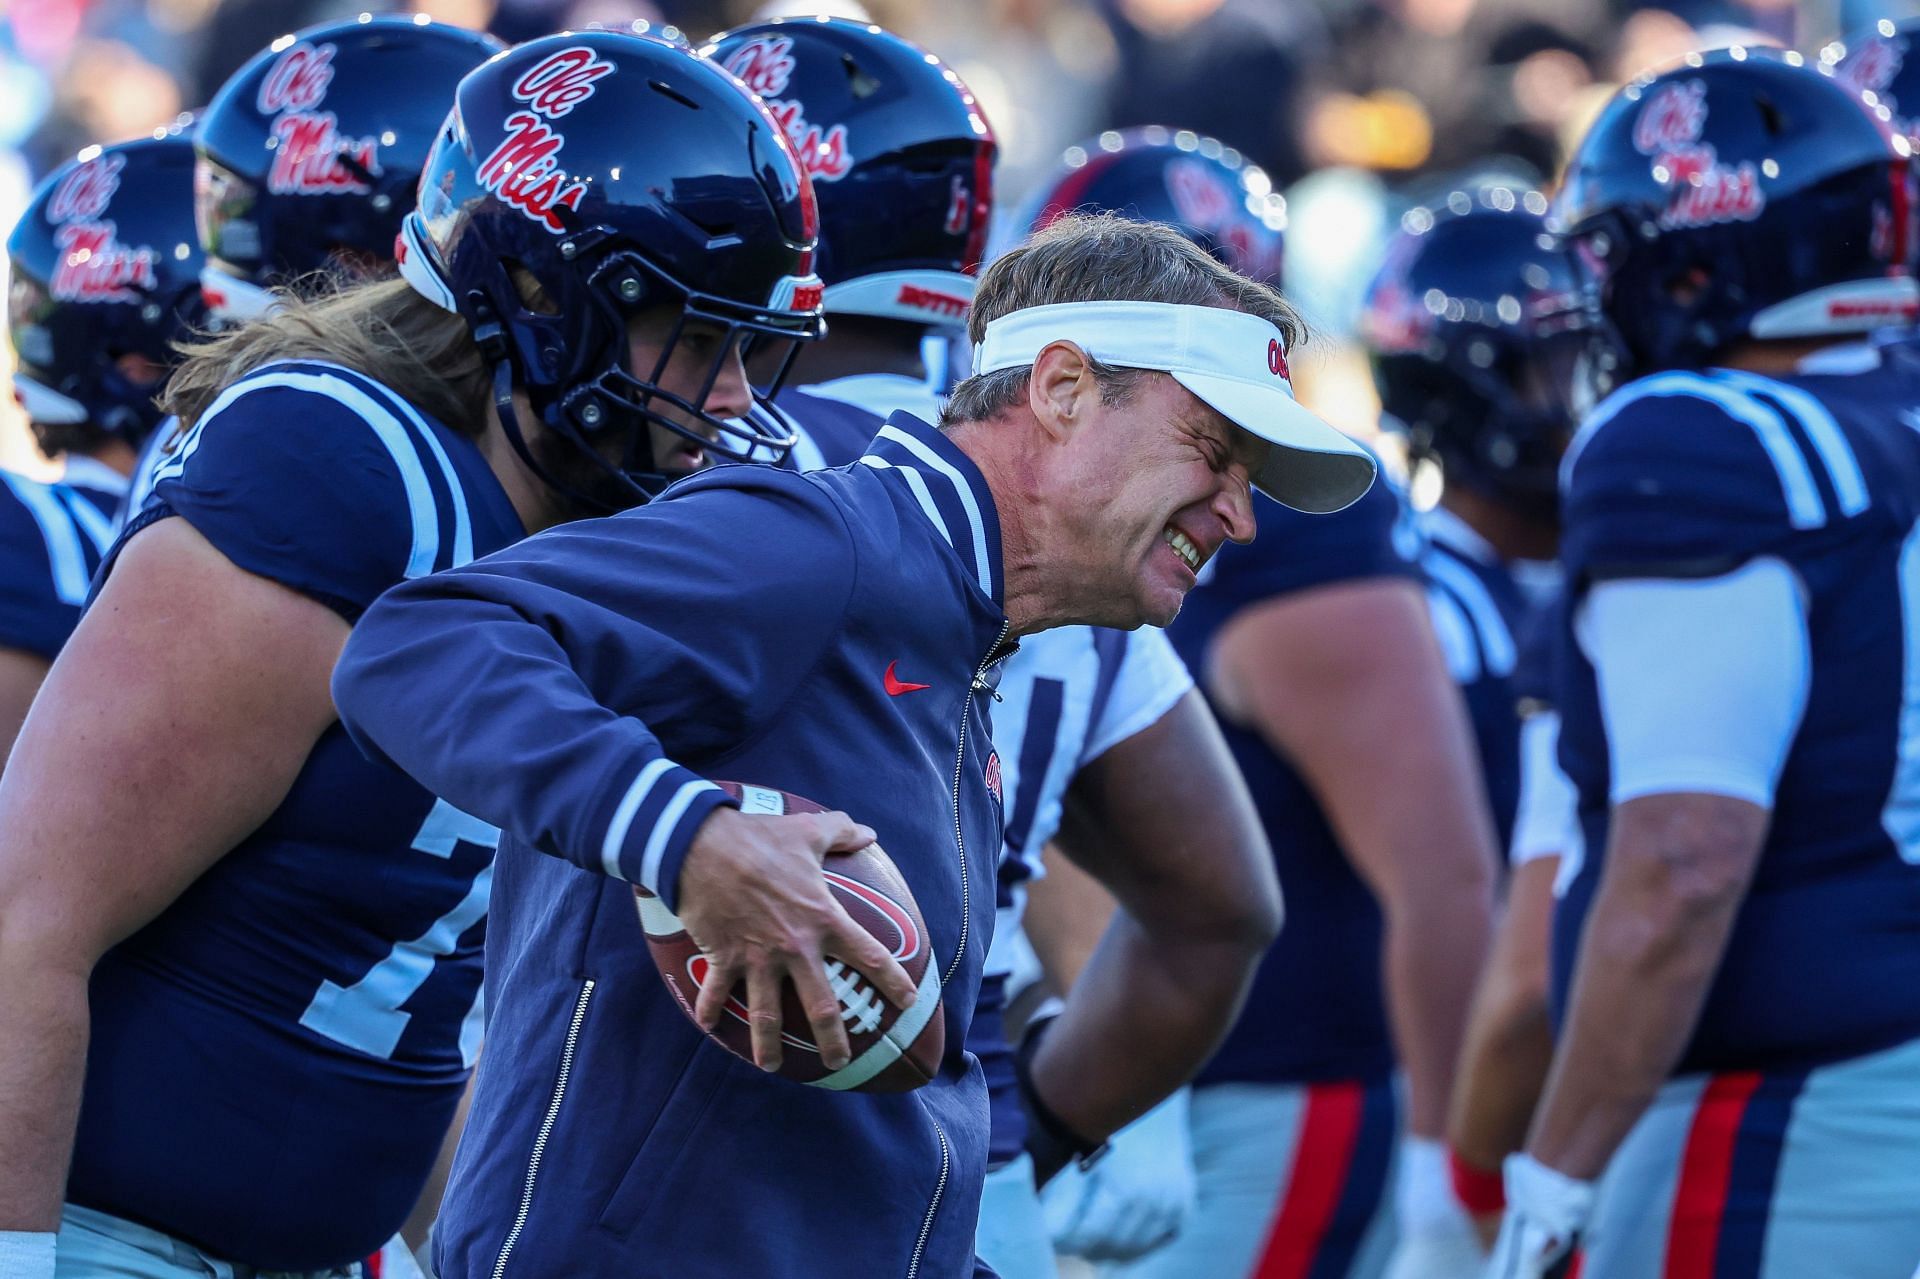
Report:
0,1231,55,1279
1450,1147,1508,1215
1013,1014,1108,1187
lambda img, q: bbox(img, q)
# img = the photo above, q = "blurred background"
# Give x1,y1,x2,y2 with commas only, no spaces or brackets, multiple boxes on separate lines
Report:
0,0,1909,474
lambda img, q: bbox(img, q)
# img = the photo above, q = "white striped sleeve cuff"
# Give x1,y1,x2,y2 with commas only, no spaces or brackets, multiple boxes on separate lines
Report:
599,759,735,910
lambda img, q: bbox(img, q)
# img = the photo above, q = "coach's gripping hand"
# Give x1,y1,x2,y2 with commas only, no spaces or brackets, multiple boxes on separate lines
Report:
676,806,916,1075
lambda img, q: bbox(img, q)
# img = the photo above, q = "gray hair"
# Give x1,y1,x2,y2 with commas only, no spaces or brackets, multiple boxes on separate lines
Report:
941,212,1306,427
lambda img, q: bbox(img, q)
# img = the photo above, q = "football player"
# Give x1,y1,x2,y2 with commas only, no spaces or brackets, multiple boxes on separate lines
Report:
1357,189,1591,1271
0,125,203,761
1013,134,1501,1279
1491,49,1920,1278
0,32,823,1279
699,29,1284,1278
120,15,504,520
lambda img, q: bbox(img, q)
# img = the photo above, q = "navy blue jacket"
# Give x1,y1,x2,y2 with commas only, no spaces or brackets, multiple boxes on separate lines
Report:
333,413,1012,1279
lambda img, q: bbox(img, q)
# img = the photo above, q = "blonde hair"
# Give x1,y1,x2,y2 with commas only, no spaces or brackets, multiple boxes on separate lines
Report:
943,212,1306,426
161,277,491,435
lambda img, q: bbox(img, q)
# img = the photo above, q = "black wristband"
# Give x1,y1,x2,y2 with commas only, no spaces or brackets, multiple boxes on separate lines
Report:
1012,1014,1108,1187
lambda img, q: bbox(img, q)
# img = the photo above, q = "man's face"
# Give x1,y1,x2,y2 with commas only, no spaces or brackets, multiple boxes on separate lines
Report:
541,307,754,512
1049,372,1262,628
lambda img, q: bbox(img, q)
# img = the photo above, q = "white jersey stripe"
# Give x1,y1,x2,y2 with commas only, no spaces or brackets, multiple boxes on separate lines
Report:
316,361,478,567
860,456,955,549
1424,549,1518,677
59,489,115,557
147,368,444,576
1564,371,1828,530
875,424,993,597
3,474,90,605
1712,369,1870,520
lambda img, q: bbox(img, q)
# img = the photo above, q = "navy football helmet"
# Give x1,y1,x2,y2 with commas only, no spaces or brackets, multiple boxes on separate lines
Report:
397,31,824,506
1825,18,1920,146
1551,48,1917,383
1361,189,1594,516
195,15,503,323
702,17,995,329
1013,128,1286,286
8,123,206,454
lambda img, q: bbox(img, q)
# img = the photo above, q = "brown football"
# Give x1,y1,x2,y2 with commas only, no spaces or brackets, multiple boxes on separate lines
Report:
633,782,944,1091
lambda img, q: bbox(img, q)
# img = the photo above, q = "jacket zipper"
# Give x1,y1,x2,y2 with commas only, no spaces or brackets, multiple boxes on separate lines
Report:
904,1114,952,1279
491,979,595,1279
943,621,1012,990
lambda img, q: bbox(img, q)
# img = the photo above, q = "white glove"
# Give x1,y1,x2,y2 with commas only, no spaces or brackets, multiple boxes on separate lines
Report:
1484,1154,1594,1279
1382,1137,1485,1279
1042,1088,1195,1262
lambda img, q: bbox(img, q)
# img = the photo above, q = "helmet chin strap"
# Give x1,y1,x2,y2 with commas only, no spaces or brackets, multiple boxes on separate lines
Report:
486,356,660,521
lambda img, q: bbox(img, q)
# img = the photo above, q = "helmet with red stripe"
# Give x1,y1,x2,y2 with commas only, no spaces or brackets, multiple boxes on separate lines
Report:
702,17,995,331
1552,47,1917,382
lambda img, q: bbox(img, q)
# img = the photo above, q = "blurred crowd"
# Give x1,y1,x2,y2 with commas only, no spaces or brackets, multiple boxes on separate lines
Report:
0,0,1915,468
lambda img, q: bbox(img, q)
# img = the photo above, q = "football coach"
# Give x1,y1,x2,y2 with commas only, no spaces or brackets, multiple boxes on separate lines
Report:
330,212,1376,1279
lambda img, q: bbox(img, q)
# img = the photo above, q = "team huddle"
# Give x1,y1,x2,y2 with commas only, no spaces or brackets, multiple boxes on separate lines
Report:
0,9,1915,1279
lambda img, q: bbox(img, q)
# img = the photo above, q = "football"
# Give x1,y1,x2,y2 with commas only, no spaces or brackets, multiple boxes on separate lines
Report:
633,782,945,1092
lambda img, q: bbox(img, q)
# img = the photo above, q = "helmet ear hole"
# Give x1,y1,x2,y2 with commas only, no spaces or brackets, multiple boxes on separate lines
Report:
507,263,559,316
1754,93,1787,138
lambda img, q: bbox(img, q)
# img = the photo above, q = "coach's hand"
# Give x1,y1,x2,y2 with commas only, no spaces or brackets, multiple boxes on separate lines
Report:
676,805,915,1074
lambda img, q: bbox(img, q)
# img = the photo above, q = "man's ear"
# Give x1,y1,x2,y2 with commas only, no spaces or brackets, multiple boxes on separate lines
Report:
1027,340,1095,443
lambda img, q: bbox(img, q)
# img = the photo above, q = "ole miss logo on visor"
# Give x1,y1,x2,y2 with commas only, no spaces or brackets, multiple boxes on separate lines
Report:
1267,337,1290,380
476,46,614,233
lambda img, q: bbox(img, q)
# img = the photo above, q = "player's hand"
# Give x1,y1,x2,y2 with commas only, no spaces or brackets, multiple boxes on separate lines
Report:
1383,1137,1485,1279
675,805,914,1074
1043,1088,1195,1262
1484,1154,1593,1279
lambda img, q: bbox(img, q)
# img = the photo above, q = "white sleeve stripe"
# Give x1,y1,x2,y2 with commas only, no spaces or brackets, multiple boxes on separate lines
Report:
861,456,955,549
1562,371,1827,530
1712,369,1869,519
1424,551,1518,676
308,361,477,566
640,779,725,895
59,489,115,556
147,367,443,577
601,757,677,880
2,474,89,605
875,424,993,597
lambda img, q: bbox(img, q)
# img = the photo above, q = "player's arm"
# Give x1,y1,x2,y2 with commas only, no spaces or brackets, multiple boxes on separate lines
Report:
1021,688,1279,1148
332,480,913,1072
0,516,347,1232
1446,711,1574,1234
0,649,50,771
1210,575,1499,1140
1520,564,1796,1182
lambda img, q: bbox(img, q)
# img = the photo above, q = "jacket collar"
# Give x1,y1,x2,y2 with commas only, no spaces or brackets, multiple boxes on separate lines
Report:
860,412,1005,607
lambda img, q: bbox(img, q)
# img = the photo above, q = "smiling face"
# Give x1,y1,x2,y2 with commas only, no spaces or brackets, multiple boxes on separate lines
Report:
1039,362,1262,629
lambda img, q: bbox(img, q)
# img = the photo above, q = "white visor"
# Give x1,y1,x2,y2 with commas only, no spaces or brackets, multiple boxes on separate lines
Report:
972,301,1376,513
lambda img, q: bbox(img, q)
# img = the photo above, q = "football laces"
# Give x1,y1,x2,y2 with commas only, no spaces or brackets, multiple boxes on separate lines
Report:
825,959,885,1035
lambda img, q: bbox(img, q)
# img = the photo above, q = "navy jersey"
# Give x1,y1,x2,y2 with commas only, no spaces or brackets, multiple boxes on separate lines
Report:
0,464,118,660
332,413,1009,1279
1167,475,1419,1087
1553,345,1920,1074
1418,507,1539,851
67,360,524,1269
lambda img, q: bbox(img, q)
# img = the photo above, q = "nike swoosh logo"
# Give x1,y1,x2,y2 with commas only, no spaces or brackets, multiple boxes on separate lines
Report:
884,660,931,696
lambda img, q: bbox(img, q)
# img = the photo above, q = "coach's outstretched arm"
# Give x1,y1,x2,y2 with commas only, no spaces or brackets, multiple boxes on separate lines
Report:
1022,689,1278,1159
332,478,915,1071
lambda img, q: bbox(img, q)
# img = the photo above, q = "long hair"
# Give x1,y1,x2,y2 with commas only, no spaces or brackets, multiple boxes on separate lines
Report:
160,277,491,436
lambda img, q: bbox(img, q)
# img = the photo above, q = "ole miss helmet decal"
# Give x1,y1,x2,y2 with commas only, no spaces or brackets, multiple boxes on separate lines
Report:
43,152,158,303
720,35,853,183
255,41,381,197
48,153,123,223
475,45,613,233
1632,79,1763,228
